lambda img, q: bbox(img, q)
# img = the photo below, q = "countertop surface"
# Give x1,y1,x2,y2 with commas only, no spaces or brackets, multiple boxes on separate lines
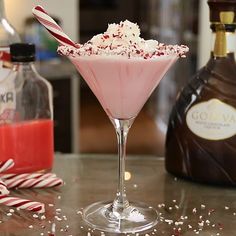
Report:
0,154,235,236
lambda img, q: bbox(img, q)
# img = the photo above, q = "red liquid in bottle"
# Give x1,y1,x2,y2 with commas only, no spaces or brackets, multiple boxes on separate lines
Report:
0,119,54,173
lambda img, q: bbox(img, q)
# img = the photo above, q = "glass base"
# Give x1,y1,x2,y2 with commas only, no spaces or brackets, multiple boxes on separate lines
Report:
83,200,158,233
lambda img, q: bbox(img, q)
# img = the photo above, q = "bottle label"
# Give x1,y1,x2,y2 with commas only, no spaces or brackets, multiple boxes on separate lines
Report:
0,71,17,124
186,99,236,140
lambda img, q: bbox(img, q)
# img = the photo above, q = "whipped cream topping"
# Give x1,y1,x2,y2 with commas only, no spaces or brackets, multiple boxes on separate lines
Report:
58,20,188,59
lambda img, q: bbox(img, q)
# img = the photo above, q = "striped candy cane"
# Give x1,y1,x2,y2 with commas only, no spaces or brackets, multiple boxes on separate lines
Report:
32,5,77,47
0,195,45,213
0,179,9,196
5,177,63,189
0,159,14,173
0,173,57,181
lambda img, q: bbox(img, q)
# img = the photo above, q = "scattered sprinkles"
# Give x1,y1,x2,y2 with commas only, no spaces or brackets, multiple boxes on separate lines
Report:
58,20,188,59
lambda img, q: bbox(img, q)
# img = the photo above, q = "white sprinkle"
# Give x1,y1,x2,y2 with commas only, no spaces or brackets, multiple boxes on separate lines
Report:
165,219,173,224
55,216,62,221
127,210,145,222
188,225,192,229
175,205,179,209
169,207,173,210
48,204,54,207
192,208,197,213
175,221,183,226
80,226,84,229
28,225,33,229
133,184,138,188
158,203,165,208
58,195,61,199
225,206,229,210
60,228,64,232
51,223,56,233
77,210,83,215
6,213,12,216
201,204,206,209
40,233,44,236
87,233,91,236
33,214,39,218
174,177,178,181
40,215,46,220
9,209,15,213
233,212,236,215
198,221,204,227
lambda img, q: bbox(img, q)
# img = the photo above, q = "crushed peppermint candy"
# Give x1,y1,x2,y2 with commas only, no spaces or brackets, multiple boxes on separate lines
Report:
58,20,188,59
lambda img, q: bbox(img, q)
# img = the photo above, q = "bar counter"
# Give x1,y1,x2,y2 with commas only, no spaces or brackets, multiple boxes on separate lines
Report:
0,154,235,235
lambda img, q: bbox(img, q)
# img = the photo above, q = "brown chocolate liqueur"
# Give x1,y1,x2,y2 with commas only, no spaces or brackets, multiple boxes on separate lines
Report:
165,0,236,185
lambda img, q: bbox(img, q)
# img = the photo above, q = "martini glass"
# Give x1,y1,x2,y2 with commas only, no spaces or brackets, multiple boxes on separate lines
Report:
69,54,178,233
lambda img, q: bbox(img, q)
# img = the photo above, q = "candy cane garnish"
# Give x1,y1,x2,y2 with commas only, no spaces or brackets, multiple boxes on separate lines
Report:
32,5,77,48
5,177,63,189
0,195,45,213
0,159,14,173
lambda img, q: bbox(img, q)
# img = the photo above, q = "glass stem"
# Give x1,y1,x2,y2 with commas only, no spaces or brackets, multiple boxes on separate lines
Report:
111,118,135,215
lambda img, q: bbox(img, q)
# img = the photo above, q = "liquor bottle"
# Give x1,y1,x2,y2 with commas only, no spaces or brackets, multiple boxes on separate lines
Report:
165,0,236,185
0,43,54,173
0,0,20,80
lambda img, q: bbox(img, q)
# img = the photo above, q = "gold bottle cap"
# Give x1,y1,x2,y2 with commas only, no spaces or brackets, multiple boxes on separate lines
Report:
208,0,236,23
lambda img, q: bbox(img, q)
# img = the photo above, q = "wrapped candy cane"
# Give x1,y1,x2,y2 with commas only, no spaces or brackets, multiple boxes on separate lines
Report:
0,173,56,181
5,177,63,189
0,179,9,195
0,159,14,173
0,195,45,213
32,5,77,47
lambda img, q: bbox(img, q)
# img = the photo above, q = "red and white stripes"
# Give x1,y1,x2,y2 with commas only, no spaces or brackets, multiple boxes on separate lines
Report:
5,176,63,189
32,5,77,48
0,159,63,214
0,196,45,213
0,159,14,173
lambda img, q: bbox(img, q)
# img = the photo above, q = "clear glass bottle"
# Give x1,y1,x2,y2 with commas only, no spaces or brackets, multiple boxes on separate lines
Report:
165,0,236,185
0,43,54,173
0,0,20,81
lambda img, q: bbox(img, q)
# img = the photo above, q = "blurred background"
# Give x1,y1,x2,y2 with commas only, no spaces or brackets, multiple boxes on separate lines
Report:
4,0,211,156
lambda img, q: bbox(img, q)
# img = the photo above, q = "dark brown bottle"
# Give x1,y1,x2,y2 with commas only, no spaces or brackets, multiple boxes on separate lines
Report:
165,0,236,185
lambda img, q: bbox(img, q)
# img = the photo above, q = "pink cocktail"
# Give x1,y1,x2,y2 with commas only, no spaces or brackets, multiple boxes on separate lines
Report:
72,56,176,119
0,119,54,173
58,20,188,233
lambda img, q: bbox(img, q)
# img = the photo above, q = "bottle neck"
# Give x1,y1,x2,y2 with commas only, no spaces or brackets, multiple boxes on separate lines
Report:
211,24,236,59
0,0,6,19
13,61,37,74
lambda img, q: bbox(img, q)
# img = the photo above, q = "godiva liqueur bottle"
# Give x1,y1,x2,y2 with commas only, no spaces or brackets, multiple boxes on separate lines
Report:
165,0,236,185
